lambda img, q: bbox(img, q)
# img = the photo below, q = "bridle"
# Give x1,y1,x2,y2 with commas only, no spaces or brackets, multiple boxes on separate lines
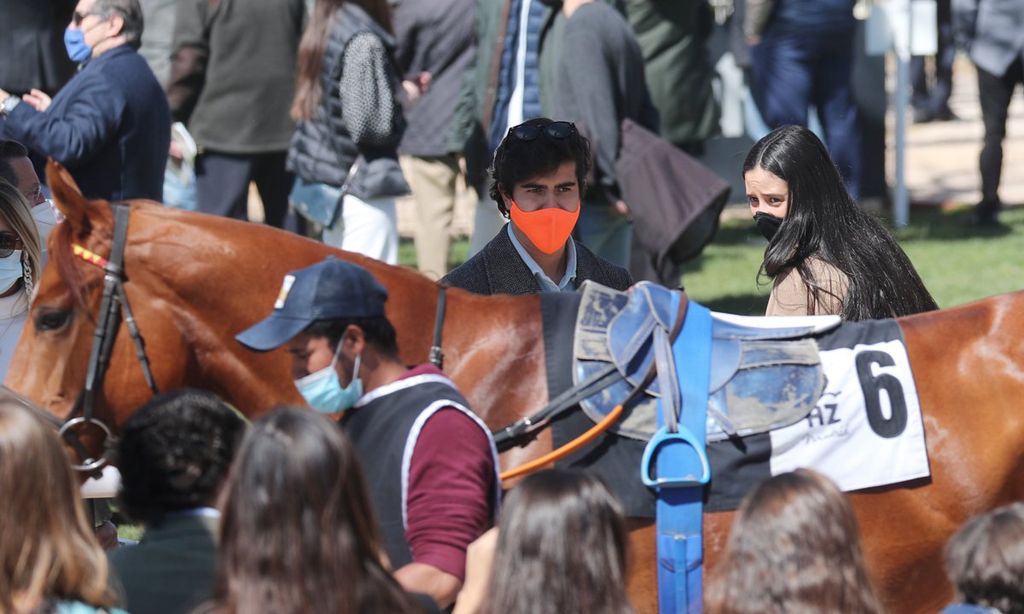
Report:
57,203,159,472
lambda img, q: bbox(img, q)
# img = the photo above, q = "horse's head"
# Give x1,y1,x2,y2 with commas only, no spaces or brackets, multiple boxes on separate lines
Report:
5,163,196,438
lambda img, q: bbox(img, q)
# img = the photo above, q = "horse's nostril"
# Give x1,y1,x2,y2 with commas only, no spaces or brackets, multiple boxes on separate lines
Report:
35,310,71,332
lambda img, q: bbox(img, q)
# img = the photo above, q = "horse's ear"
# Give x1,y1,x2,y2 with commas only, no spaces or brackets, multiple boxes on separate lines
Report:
46,160,112,238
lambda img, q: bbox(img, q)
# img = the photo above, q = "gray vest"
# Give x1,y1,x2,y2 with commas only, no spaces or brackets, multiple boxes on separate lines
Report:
286,4,407,198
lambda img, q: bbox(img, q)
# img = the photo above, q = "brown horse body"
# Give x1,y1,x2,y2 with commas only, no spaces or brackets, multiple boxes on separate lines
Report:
10,165,1024,613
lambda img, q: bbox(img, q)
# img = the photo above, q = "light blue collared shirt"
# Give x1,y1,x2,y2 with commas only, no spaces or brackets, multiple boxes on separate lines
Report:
506,223,578,292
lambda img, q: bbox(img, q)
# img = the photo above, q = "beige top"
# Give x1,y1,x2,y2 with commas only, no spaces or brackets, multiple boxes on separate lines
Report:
766,257,850,317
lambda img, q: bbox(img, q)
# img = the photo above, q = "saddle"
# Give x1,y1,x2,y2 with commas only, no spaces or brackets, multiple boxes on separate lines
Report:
573,281,840,442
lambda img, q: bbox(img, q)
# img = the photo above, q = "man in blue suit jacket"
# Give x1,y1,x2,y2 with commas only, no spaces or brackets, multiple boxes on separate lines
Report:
0,0,169,202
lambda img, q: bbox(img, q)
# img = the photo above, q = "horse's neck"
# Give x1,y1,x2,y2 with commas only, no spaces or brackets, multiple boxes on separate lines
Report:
440,291,548,429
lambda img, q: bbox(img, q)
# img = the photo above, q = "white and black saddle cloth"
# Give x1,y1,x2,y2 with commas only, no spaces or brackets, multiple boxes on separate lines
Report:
542,282,930,517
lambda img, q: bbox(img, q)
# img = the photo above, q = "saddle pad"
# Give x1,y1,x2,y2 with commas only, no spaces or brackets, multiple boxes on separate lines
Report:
770,318,930,492
574,282,829,441
545,289,930,517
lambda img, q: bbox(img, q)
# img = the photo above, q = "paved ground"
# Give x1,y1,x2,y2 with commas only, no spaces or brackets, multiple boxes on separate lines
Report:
904,57,1024,208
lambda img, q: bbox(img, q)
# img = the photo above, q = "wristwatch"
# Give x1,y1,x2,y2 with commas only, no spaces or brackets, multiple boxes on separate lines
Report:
0,95,19,116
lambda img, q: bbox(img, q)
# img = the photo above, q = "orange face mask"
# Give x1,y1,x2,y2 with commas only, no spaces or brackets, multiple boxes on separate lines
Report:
509,200,581,255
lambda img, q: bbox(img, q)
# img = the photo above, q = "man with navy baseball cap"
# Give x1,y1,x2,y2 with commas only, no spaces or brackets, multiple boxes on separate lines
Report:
237,256,498,609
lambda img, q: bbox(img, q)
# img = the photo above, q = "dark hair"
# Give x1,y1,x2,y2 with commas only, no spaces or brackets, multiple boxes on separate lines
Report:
0,397,117,610
0,139,29,187
944,503,1024,613
210,407,420,614
306,316,399,356
489,118,592,217
292,0,393,120
745,125,938,320
117,389,247,526
94,0,145,49
483,469,634,614
706,469,883,614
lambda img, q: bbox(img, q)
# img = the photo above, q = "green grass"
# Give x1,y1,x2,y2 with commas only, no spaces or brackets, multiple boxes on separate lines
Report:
401,206,1024,316
682,206,1024,315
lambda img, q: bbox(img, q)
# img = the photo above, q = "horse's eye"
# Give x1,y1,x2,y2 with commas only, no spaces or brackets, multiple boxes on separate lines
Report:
35,309,71,332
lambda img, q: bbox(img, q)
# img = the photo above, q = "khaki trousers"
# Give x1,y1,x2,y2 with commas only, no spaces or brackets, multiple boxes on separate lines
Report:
400,154,477,279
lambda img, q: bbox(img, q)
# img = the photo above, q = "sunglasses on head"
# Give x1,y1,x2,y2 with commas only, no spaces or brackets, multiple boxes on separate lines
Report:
0,233,21,259
509,121,577,142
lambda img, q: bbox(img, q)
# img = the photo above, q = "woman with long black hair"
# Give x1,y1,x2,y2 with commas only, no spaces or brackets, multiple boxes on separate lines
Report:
746,125,938,320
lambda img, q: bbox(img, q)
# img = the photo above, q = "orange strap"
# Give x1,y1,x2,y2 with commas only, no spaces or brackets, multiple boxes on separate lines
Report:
499,403,625,482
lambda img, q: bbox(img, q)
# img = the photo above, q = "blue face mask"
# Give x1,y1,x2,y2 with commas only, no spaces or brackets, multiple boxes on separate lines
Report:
295,348,362,414
64,27,94,63
0,250,23,294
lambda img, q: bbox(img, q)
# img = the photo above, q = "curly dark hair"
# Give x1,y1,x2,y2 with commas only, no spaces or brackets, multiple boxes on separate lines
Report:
746,125,938,320
117,389,247,526
489,117,592,217
945,503,1024,614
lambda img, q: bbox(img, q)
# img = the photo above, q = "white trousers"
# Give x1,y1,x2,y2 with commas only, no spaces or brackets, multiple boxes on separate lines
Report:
323,194,399,265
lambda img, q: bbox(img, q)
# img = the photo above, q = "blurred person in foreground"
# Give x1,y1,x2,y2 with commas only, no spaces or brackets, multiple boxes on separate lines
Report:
453,469,634,614
108,389,247,614
0,396,125,614
941,502,1024,614
0,0,169,202
706,469,883,614
204,407,440,614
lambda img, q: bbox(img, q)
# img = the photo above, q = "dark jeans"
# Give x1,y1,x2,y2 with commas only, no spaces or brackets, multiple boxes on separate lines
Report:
751,27,861,199
977,57,1024,212
910,0,954,113
195,150,293,228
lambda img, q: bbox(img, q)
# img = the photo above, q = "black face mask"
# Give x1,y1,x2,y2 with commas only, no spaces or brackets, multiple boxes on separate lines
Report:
754,212,784,241
536,0,563,7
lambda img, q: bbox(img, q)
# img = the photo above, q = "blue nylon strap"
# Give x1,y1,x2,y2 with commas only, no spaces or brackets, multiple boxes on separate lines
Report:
648,295,713,614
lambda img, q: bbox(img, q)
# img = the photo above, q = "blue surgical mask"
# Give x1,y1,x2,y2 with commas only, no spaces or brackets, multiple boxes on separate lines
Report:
64,27,93,63
0,250,23,294
295,348,362,414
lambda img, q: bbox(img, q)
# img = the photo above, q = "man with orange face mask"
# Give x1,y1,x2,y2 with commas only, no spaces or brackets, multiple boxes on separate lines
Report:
442,118,632,295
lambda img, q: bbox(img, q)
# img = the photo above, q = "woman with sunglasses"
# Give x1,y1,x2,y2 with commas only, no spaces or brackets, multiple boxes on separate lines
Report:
442,118,632,296
0,180,43,382
288,0,409,264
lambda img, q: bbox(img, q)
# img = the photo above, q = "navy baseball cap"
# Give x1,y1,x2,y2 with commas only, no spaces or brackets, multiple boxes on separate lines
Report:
236,256,388,351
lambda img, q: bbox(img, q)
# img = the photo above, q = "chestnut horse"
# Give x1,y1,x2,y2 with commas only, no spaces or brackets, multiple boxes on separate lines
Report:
10,163,1024,613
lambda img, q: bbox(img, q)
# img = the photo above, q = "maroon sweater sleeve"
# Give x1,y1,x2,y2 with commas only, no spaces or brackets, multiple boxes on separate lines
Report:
404,407,496,581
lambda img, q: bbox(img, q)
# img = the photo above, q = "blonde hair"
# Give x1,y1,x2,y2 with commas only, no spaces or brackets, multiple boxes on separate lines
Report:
0,398,117,611
0,179,42,295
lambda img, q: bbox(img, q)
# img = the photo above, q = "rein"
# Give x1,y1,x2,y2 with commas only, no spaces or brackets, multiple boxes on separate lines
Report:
60,203,159,472
496,296,688,482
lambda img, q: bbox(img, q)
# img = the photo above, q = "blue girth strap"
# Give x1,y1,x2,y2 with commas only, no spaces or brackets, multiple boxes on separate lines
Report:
641,294,713,613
